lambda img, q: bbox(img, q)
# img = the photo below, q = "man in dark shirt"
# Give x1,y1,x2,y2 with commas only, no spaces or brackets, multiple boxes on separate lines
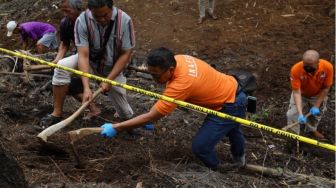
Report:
53,0,82,63
40,0,100,128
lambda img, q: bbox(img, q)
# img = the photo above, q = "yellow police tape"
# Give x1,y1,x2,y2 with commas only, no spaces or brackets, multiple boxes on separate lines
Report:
0,47,335,152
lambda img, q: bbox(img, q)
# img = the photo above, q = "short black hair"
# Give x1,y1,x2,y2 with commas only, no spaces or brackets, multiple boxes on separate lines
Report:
147,47,176,70
88,0,113,9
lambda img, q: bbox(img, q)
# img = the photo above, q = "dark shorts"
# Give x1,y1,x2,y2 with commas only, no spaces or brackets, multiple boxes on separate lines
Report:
68,77,84,96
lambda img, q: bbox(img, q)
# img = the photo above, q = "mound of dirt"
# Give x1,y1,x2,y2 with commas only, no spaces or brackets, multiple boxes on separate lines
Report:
0,144,27,188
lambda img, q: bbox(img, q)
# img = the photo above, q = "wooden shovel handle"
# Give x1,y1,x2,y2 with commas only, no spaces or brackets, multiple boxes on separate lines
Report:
68,127,103,144
282,113,311,131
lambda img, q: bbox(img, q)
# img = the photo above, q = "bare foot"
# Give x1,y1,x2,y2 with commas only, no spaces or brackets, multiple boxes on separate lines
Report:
208,11,217,20
198,16,205,24
83,103,101,120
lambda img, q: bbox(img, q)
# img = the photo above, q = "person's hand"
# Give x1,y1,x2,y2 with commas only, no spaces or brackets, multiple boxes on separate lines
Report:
52,59,59,64
100,82,111,93
143,123,154,130
298,115,307,124
100,123,117,138
309,107,320,116
82,88,92,103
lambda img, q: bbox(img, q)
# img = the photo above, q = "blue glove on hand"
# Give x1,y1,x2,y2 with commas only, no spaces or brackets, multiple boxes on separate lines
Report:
309,107,320,116
298,115,307,124
100,123,117,138
143,123,154,130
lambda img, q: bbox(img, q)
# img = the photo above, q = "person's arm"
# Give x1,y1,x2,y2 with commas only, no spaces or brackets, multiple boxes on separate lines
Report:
292,89,303,115
77,46,92,103
313,87,330,108
30,39,38,49
22,40,29,50
100,49,132,92
53,41,69,63
113,105,164,132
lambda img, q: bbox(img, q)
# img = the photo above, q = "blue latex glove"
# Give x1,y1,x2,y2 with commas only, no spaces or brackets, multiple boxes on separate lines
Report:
143,123,154,130
100,123,117,138
309,107,320,116
298,115,307,124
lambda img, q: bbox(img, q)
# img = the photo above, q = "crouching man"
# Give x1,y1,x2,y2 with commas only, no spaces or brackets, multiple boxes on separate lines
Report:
100,47,247,171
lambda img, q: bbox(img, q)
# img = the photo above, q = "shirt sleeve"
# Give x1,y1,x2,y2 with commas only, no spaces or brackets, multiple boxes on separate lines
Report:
74,13,89,47
20,29,28,41
290,66,301,90
154,78,192,115
324,62,334,87
121,15,135,50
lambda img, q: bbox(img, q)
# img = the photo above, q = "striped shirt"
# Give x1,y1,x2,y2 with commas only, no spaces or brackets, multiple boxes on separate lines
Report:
74,6,135,75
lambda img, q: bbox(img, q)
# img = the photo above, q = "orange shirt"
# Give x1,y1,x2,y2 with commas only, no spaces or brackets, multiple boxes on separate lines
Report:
290,59,334,97
155,55,238,115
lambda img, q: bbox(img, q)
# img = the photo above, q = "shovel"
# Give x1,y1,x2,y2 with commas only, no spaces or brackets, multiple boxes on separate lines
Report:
68,127,103,168
37,88,103,148
282,113,311,131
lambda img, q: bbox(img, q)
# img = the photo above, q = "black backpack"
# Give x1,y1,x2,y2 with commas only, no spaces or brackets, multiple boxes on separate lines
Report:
228,69,257,96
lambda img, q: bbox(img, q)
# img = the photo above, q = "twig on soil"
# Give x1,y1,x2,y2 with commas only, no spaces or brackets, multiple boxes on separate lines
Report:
148,149,156,172
246,164,336,186
29,80,51,98
327,106,335,112
255,20,259,28
88,156,114,163
174,155,186,170
184,170,213,185
48,156,70,183
284,157,291,170
66,174,80,182
0,71,51,78
146,165,182,185
252,182,257,188
12,56,18,72
258,129,268,187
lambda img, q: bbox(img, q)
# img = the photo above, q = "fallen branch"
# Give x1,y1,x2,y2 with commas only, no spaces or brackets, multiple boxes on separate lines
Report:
0,71,51,78
48,156,70,183
245,164,335,186
29,80,51,98
23,64,52,71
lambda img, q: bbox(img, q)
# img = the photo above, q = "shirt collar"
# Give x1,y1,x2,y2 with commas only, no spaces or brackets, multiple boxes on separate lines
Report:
88,6,117,21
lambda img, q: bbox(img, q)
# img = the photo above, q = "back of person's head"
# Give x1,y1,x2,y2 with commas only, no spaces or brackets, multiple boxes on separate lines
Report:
64,0,83,11
88,0,113,9
147,47,176,70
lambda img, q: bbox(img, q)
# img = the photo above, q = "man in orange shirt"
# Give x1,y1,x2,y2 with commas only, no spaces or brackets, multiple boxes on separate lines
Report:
286,50,333,139
100,47,247,171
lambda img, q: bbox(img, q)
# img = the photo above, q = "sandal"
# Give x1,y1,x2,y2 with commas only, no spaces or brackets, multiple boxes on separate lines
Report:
39,114,62,129
198,16,205,24
208,11,218,20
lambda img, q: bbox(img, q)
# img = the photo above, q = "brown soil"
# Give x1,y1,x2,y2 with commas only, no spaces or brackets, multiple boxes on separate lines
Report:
0,0,335,187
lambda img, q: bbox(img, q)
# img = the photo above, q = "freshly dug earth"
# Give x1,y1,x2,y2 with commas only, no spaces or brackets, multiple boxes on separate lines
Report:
0,0,335,187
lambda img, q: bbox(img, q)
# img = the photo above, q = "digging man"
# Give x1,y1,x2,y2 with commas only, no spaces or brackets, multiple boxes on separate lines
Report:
40,0,136,128
100,47,247,171
40,0,100,127
286,50,333,139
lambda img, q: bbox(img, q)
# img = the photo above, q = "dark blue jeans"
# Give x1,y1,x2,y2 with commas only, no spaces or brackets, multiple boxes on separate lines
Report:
192,92,247,170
